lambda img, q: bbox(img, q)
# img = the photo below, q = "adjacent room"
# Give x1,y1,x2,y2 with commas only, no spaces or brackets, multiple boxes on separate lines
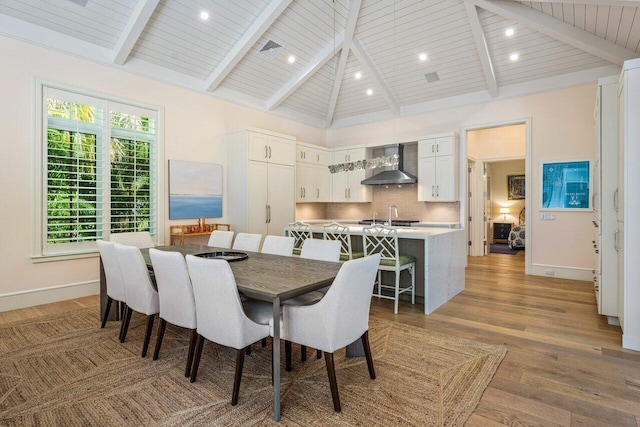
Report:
1,1,639,425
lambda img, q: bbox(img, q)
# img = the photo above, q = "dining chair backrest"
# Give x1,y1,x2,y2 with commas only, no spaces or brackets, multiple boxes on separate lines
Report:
261,235,295,256
149,248,196,329
300,238,341,263
283,254,381,353
110,231,154,248
185,255,268,349
362,225,400,267
232,233,262,252
97,240,126,302
114,244,159,315
322,222,353,260
207,230,234,248
287,221,312,251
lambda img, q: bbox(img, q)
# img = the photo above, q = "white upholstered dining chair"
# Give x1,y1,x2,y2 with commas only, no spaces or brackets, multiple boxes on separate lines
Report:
261,235,295,256
110,231,154,248
149,248,197,377
207,230,235,248
97,240,127,338
274,254,381,412
185,254,270,405
232,232,262,252
114,243,160,358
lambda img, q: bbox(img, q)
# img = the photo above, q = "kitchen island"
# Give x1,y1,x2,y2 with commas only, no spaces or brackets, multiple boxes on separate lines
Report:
285,222,466,314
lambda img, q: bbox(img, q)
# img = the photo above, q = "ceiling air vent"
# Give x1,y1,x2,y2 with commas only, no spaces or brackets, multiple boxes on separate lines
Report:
259,40,283,59
425,72,440,83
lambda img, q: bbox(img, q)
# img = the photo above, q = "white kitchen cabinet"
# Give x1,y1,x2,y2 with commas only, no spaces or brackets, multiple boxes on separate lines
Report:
227,127,295,236
617,58,640,350
592,77,619,320
331,147,371,203
417,133,459,202
296,143,331,202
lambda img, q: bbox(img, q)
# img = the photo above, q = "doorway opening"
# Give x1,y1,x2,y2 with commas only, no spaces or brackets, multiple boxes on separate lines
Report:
461,119,531,275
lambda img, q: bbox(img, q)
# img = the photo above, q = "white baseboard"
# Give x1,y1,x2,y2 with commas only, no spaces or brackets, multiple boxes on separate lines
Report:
530,264,593,281
622,333,640,351
0,280,99,313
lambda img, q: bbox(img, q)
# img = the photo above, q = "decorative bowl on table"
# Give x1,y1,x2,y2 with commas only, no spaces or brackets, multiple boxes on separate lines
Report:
195,251,248,262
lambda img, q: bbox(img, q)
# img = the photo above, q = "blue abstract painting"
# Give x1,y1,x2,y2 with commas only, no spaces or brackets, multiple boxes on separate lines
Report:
169,160,223,219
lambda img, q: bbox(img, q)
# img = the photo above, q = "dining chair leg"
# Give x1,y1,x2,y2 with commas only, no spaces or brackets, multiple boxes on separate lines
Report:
152,318,167,360
324,352,341,412
317,349,322,359
285,340,292,372
232,348,246,406
361,330,376,379
119,302,126,320
120,306,133,343
261,338,267,347
185,329,197,378
190,334,205,383
245,346,252,356
101,296,113,328
141,314,155,358
301,345,307,362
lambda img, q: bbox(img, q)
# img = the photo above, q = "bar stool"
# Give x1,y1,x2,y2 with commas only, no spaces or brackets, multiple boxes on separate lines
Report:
322,222,363,261
362,224,415,314
287,221,312,255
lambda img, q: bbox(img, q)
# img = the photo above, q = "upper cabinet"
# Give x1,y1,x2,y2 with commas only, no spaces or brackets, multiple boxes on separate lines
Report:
417,133,459,202
248,132,295,166
331,147,372,203
296,142,331,202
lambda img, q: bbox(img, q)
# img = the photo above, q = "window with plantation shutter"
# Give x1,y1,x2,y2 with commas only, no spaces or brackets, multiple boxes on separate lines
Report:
36,83,162,257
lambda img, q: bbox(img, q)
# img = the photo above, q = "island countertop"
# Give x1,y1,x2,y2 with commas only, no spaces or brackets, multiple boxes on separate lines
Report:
292,223,460,239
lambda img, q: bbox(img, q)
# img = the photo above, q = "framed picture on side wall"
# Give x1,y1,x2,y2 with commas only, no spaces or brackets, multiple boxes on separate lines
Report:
541,160,591,210
507,174,525,200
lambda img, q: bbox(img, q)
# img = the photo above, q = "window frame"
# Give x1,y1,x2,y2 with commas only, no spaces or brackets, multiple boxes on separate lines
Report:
33,79,165,261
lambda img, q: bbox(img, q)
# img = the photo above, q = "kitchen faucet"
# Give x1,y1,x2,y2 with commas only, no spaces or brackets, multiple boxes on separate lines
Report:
373,212,378,224
388,205,398,226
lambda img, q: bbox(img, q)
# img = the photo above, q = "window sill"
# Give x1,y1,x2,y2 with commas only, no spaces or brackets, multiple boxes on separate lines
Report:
31,251,99,264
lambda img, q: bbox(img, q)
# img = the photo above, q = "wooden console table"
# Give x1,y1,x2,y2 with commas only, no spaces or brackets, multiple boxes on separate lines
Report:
170,223,231,245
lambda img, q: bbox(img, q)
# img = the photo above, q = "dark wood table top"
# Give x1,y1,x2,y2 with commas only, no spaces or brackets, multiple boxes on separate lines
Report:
142,245,342,302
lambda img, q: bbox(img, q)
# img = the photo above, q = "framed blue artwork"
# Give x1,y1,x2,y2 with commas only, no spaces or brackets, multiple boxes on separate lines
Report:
541,160,591,210
169,160,223,219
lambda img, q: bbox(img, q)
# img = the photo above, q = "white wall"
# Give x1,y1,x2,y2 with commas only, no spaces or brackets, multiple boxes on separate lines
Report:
0,36,325,302
328,85,597,276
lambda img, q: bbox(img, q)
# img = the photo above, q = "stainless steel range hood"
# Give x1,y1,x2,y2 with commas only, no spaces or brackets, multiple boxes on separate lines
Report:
360,144,417,185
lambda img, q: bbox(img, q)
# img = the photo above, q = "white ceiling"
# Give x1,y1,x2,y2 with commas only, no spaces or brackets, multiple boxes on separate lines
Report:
1,0,638,129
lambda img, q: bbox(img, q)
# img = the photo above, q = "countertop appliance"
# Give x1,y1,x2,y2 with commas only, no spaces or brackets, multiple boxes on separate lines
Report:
358,219,420,227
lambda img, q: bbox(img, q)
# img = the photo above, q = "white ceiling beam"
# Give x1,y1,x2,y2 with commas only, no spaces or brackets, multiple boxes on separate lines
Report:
464,1,498,98
531,0,640,6
472,0,638,66
266,32,345,111
112,0,160,65
351,37,400,115
204,0,292,92
325,0,363,127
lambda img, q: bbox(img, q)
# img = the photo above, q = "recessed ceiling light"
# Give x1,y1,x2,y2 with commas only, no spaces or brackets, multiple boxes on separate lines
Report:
505,28,514,37
419,53,428,62
355,72,362,80
199,11,209,20
366,88,373,96
288,55,295,63
510,53,519,61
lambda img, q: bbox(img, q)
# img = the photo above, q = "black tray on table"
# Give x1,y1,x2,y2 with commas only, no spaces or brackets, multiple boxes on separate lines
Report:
195,251,248,262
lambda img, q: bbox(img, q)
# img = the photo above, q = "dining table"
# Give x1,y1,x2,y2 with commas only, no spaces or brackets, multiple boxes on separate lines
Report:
99,244,342,421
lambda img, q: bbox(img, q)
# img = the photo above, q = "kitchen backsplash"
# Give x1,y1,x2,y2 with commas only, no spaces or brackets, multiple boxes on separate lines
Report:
296,184,460,222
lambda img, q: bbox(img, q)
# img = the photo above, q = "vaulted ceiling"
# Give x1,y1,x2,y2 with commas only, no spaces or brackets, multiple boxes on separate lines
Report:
1,0,638,128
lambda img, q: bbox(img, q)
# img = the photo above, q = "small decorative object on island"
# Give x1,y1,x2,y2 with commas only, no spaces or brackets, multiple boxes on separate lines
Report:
198,217,206,232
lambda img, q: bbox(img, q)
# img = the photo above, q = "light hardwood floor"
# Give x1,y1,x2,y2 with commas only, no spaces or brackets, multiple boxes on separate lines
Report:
2,252,639,426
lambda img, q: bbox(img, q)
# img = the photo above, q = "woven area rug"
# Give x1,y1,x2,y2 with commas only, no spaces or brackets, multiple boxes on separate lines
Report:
0,307,506,426
490,243,521,255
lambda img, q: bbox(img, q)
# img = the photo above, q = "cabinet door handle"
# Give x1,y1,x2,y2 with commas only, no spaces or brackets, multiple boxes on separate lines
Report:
431,145,434,153
436,144,439,153
268,205,271,223
615,228,620,252
303,188,306,197
614,189,619,211
345,189,347,199
431,185,435,197
268,146,272,159
348,188,351,198
436,185,439,197
265,205,269,223
317,188,319,198
317,154,320,162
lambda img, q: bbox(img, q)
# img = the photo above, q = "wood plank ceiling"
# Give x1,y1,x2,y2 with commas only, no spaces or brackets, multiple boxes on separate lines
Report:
1,0,639,128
